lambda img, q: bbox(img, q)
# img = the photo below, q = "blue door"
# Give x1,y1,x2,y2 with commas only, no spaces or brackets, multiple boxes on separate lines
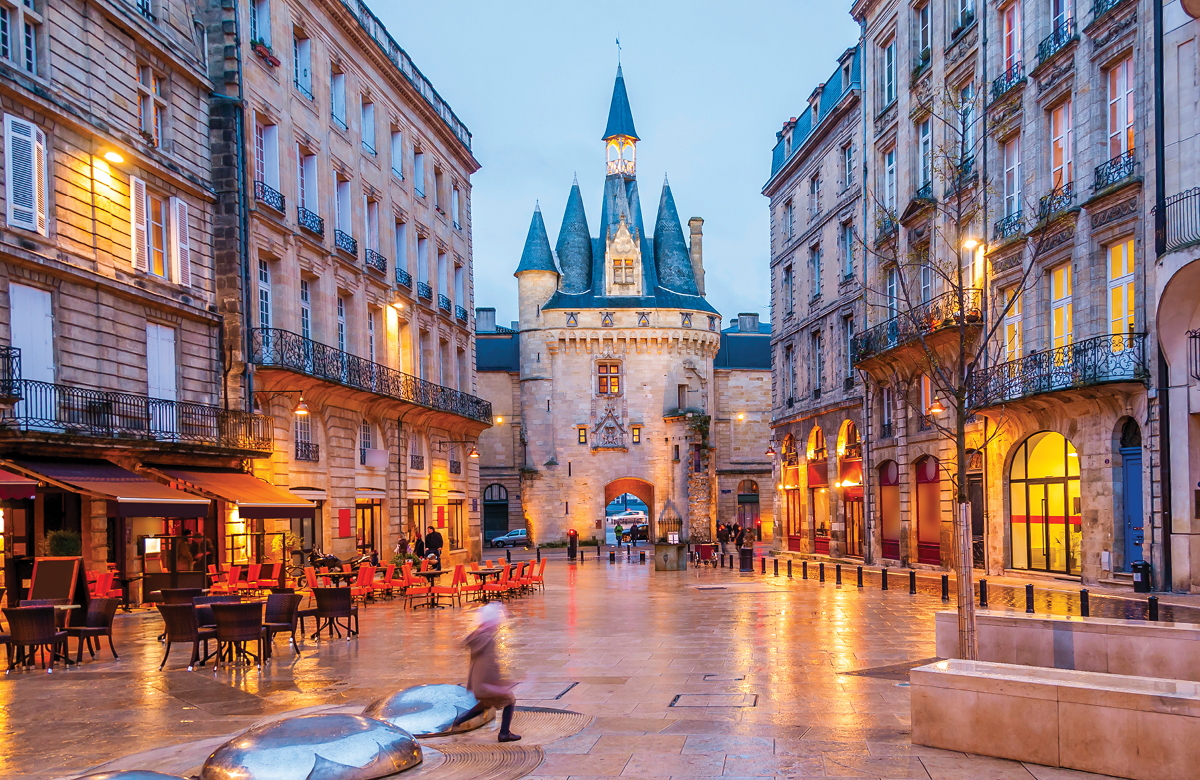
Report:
1120,447,1143,568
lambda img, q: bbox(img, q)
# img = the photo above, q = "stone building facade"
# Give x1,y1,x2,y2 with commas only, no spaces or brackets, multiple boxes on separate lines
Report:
474,68,771,545
765,47,867,561
207,0,490,567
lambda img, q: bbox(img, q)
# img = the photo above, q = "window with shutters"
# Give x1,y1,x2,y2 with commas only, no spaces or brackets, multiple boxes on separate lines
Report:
335,175,351,232
4,114,48,235
148,193,167,278
128,176,191,286
364,197,378,251
249,0,271,46
138,65,165,147
0,0,39,75
296,145,317,210
390,129,404,178
254,119,279,189
360,98,375,154
292,30,312,98
330,67,346,129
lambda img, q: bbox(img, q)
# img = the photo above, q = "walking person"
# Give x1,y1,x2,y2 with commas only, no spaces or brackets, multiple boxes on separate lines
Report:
450,603,521,742
614,522,624,548
425,525,444,569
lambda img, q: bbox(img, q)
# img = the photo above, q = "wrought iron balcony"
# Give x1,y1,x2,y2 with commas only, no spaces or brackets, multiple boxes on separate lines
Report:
991,61,1023,102
438,294,452,313
1189,329,1200,382
950,156,976,193
1158,187,1200,253
852,288,984,366
449,459,462,475
417,282,433,300
410,453,425,470
0,379,272,451
914,181,934,202
0,346,21,403
334,229,358,256
295,440,320,462
396,267,412,288
294,79,314,100
968,333,1148,408
254,180,285,213
877,215,898,241
1092,0,1125,19
1094,151,1136,191
1038,19,1076,66
455,305,468,322
365,249,387,273
879,421,894,439
994,210,1023,240
1039,182,1075,218
249,328,493,424
298,206,324,236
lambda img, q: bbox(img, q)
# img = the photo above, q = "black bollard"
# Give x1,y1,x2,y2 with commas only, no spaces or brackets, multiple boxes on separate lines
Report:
802,561,808,580
773,558,779,577
610,550,616,564
1148,595,1159,622
761,556,766,575
536,546,541,562
882,568,888,590
941,574,949,601
506,549,512,563
787,559,793,578
720,554,725,569
1025,583,1034,614
980,579,988,607
1080,589,1090,617
819,562,825,583
639,551,646,564
909,569,917,595
835,564,842,585
857,566,863,588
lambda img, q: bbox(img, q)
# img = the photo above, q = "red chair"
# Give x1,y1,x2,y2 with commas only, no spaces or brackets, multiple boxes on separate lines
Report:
482,564,511,601
256,562,280,590
401,563,429,608
219,566,243,596
350,566,376,602
235,564,260,593
430,564,464,607
460,564,484,603
529,558,548,591
372,564,396,599
207,565,231,595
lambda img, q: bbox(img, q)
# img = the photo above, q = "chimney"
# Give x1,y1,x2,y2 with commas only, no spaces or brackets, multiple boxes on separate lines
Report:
475,307,496,332
688,217,704,295
737,312,760,333
510,321,519,331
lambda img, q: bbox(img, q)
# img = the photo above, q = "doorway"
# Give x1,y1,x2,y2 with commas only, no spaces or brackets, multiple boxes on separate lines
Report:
968,474,985,569
1009,431,1081,576
482,484,509,543
914,455,942,565
736,480,760,539
845,493,864,558
1119,418,1143,570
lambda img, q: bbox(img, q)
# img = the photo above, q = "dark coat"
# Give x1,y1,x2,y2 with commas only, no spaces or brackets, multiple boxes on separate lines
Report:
425,530,444,553
464,625,515,708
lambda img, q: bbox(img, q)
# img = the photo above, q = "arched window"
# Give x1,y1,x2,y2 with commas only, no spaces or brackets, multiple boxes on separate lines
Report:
483,484,508,502
1009,431,1081,575
878,460,901,559
483,483,510,542
608,142,620,163
737,480,759,494
807,426,827,460
914,455,941,565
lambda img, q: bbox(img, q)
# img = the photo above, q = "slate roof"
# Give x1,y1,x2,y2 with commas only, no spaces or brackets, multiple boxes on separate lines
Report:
476,333,519,372
556,178,592,294
602,65,639,140
770,46,861,179
514,205,559,275
714,329,773,370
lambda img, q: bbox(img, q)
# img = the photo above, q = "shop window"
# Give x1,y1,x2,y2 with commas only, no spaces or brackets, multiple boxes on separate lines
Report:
1009,431,1081,575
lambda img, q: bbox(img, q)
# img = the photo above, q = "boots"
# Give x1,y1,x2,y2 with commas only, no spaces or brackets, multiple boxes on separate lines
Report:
497,704,521,742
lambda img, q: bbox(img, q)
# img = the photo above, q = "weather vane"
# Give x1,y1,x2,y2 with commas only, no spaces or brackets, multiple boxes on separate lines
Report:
616,34,621,64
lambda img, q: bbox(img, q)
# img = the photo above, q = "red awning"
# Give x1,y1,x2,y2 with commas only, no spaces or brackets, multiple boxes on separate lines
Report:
0,468,37,500
158,469,315,519
3,459,209,518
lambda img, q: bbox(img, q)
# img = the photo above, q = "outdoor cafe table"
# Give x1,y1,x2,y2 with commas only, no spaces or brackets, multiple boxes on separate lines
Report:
412,569,452,608
470,567,504,583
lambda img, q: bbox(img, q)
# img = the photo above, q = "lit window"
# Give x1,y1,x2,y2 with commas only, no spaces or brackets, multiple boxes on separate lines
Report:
597,362,621,394
147,194,167,278
578,427,587,445
632,426,641,444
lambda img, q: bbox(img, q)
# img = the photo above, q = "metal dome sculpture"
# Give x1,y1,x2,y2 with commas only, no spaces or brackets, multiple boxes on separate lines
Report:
363,684,494,737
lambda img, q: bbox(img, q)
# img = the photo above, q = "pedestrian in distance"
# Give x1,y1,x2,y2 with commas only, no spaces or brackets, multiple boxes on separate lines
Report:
425,525,444,569
734,524,746,549
451,602,521,742
614,522,623,548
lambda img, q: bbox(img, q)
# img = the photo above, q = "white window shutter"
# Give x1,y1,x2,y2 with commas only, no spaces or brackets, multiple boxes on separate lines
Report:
5,114,39,232
130,176,149,271
169,196,191,287
33,126,47,236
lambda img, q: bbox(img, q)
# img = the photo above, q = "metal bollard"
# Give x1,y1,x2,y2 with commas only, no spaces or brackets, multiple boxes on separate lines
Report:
1080,588,1089,617
881,568,888,590
819,562,825,583
720,554,725,568
909,569,917,595
941,574,949,601
639,551,646,564
774,558,779,577
761,556,766,575
1148,595,1160,622
536,546,541,562
979,579,988,607
802,561,808,580
857,565,863,588
835,564,842,585
506,549,511,563
1025,583,1034,614
787,559,793,578
609,550,616,564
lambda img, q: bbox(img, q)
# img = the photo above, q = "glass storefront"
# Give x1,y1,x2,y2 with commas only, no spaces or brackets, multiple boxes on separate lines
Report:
1010,431,1082,576
878,460,901,559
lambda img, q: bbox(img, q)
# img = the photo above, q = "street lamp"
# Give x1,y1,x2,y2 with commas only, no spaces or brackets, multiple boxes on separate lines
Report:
765,443,776,457
928,398,946,415
961,237,980,251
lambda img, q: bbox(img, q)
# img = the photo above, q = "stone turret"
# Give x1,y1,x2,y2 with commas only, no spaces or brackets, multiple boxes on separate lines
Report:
556,177,592,294
688,217,704,295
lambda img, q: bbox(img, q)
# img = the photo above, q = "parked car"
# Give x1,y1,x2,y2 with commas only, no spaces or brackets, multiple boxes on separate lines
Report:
609,509,648,524
490,528,528,548
621,524,649,542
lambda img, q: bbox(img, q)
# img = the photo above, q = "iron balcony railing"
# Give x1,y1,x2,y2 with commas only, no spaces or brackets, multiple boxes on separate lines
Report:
249,328,492,424
417,282,433,300
915,181,934,202
1038,19,1076,65
994,210,1023,240
0,346,21,402
968,333,1148,408
410,453,425,470
0,379,272,451
334,229,357,256
991,61,1023,102
359,448,367,465
455,305,468,322
1093,0,1124,19
1094,150,1136,191
438,294,452,313
365,249,387,273
294,79,314,101
879,421,894,439
449,459,462,475
1157,187,1200,253
1189,329,1200,382
254,180,285,212
1040,182,1075,218
950,156,976,192
852,288,984,366
396,267,412,288
298,206,324,236
295,440,319,462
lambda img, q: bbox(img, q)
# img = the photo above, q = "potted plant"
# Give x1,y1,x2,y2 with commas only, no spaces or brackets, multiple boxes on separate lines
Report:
47,529,83,557
251,38,280,67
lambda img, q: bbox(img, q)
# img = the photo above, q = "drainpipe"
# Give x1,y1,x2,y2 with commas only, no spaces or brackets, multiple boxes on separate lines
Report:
857,18,872,563
1152,0,1172,590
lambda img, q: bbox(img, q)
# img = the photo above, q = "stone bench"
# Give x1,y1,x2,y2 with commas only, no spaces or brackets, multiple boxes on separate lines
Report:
935,609,1200,681
911,659,1200,780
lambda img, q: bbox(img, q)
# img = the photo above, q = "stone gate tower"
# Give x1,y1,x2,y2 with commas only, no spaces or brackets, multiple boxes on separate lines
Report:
513,67,721,543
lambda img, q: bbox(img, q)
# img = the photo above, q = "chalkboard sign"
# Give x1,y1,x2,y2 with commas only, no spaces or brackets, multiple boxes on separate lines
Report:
29,557,90,621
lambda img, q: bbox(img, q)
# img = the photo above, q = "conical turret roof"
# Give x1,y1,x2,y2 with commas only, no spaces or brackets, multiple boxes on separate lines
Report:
653,177,698,295
602,65,639,141
514,204,559,276
556,177,592,293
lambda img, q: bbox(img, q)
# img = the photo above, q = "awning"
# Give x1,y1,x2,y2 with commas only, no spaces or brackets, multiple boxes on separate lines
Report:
290,487,327,501
3,459,209,518
159,469,316,519
0,468,37,500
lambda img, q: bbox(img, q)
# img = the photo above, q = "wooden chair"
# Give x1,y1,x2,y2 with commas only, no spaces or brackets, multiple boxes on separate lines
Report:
67,597,120,663
157,604,215,670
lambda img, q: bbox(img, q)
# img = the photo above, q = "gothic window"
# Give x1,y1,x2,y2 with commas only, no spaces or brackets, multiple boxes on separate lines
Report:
597,362,621,395
708,316,718,331
566,312,578,327
601,311,614,327
613,257,635,284
637,312,650,327
681,313,692,328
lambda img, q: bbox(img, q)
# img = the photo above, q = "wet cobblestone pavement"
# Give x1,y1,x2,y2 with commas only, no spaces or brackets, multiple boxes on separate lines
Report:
3,558,1135,779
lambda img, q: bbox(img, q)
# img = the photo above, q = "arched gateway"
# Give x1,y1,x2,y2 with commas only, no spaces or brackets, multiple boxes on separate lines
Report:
605,478,655,520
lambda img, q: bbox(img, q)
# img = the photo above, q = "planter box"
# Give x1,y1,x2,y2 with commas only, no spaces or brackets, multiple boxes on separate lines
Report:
654,543,687,571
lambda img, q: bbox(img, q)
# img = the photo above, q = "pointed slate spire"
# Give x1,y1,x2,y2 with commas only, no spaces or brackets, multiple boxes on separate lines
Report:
653,177,698,295
602,64,639,141
514,204,558,275
556,178,593,294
